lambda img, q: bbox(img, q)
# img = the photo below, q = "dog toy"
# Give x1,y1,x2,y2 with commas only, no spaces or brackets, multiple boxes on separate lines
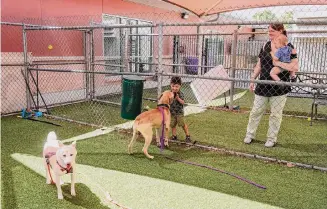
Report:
21,108,43,118
19,108,61,127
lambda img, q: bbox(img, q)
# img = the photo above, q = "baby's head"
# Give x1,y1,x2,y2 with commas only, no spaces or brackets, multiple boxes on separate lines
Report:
274,34,288,48
170,76,182,93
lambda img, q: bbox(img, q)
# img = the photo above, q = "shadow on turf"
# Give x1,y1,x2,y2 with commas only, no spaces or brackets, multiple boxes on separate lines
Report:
61,183,109,209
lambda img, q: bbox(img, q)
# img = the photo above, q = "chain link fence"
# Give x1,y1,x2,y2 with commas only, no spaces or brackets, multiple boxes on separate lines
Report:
1,4,327,167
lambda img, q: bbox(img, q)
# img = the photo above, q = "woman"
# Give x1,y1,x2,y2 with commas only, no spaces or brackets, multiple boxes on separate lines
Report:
244,24,299,147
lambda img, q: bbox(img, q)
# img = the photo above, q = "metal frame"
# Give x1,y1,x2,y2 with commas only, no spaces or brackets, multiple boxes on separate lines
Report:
229,30,238,110
22,24,31,110
26,67,327,89
157,23,164,98
19,19,327,31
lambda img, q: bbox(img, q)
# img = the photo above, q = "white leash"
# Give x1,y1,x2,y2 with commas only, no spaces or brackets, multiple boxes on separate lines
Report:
77,172,132,209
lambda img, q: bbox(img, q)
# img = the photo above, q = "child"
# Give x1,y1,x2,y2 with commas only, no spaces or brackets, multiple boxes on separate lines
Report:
270,34,296,81
170,77,191,143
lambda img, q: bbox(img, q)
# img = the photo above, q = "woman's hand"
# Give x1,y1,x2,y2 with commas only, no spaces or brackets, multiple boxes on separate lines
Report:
249,83,255,92
249,59,261,92
273,60,280,67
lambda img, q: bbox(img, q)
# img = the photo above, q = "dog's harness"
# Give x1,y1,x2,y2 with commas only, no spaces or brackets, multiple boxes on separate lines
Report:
157,104,169,152
45,151,73,184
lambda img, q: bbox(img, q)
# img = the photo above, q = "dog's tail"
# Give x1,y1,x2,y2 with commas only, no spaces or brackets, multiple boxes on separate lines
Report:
44,131,62,148
128,123,138,154
47,131,57,142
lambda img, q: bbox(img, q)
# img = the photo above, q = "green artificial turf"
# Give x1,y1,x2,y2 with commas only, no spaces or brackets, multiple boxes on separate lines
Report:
1,116,327,209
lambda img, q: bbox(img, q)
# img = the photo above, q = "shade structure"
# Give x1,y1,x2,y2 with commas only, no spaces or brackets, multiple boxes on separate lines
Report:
161,0,326,17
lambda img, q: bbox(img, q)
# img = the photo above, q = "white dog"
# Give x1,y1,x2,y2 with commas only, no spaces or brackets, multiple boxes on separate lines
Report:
43,131,77,199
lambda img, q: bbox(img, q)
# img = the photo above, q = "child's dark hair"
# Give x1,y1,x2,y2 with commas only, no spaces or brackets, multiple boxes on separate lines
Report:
171,76,182,85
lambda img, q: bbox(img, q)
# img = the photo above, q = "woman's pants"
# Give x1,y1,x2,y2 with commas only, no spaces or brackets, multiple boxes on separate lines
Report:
245,94,287,142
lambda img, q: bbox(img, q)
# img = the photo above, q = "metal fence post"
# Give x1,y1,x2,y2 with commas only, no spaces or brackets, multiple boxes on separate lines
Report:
84,31,90,100
36,65,39,109
229,29,238,110
157,23,163,98
149,27,154,72
124,31,130,72
22,24,31,109
196,26,202,75
90,29,95,99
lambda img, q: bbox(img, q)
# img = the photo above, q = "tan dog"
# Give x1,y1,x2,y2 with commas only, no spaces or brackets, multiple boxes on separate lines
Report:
128,90,174,159
43,131,77,199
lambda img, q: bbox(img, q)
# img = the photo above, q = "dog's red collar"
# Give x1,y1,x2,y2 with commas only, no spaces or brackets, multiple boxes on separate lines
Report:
56,161,73,173
45,152,73,173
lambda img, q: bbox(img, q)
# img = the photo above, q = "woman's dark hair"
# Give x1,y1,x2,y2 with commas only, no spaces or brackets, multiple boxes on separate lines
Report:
171,76,182,85
269,24,287,36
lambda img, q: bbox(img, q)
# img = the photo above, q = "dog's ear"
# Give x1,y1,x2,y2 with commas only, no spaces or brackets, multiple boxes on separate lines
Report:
59,141,64,147
71,141,76,148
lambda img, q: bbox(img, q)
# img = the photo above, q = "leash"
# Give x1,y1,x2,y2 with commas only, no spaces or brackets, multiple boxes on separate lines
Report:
156,108,265,189
76,171,131,209
158,106,165,152
47,163,55,184
164,156,266,190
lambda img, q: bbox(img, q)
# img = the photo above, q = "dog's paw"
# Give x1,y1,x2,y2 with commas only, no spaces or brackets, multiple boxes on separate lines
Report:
164,141,169,147
71,191,76,196
156,142,161,147
58,194,64,200
128,146,134,155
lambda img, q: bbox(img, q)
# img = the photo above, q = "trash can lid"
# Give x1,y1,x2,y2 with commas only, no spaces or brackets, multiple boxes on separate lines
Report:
123,75,146,81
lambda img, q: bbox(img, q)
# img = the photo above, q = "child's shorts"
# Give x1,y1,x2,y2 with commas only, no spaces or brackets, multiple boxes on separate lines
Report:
170,115,185,128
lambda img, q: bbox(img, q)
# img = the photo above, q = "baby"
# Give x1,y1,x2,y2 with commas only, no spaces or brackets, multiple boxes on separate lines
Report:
270,34,296,81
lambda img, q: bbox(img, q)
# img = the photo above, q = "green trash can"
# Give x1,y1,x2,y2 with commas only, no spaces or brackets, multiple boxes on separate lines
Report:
121,75,145,120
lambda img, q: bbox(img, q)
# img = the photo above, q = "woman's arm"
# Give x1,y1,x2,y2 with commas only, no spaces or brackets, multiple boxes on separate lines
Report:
249,59,261,92
251,59,261,81
273,58,299,72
